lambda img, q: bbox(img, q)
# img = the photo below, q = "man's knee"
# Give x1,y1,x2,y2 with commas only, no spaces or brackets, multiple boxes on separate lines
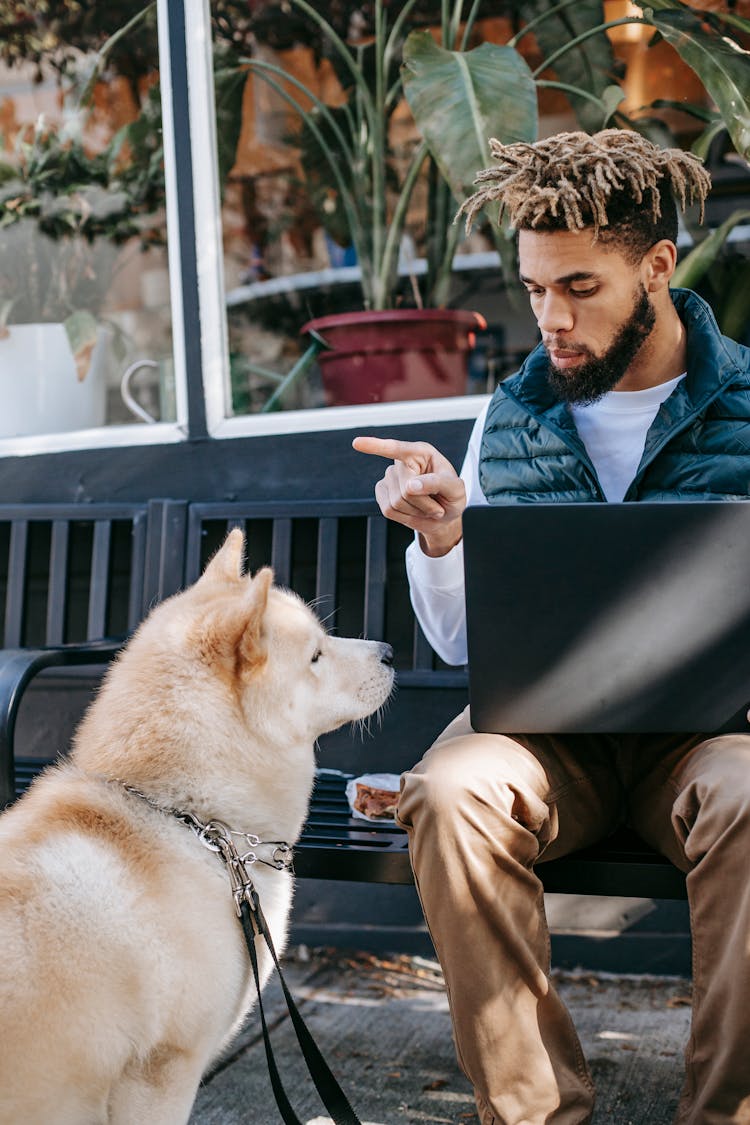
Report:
398,730,551,840
676,736,750,862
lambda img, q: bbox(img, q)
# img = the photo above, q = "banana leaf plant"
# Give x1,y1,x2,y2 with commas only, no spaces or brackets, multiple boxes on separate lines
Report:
234,0,539,310
239,0,662,309
634,0,750,338
403,0,750,330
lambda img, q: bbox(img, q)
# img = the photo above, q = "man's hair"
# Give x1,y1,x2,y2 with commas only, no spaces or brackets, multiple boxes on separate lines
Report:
457,129,712,261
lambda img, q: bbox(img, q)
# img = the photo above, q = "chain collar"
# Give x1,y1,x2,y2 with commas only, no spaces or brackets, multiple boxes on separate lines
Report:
116,781,293,916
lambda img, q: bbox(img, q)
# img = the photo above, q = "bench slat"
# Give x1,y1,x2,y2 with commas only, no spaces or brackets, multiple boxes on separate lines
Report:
271,518,293,587
364,516,387,639
316,517,339,629
87,522,112,640
46,521,70,645
4,521,28,648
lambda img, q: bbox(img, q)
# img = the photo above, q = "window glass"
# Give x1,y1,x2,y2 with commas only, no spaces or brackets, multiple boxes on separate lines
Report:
214,0,750,421
0,2,172,438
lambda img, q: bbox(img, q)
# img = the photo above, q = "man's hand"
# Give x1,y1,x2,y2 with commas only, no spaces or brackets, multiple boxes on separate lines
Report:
352,436,466,557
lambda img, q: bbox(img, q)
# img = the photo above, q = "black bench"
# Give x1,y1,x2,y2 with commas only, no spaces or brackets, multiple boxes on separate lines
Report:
0,497,687,901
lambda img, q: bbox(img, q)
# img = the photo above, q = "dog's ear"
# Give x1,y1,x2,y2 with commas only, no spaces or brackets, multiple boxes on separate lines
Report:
194,566,273,672
237,567,273,671
200,528,246,586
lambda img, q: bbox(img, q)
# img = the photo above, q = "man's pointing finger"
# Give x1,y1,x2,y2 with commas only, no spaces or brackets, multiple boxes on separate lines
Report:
352,436,432,463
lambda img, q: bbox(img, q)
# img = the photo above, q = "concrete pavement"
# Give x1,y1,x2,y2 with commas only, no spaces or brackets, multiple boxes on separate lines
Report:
189,948,692,1125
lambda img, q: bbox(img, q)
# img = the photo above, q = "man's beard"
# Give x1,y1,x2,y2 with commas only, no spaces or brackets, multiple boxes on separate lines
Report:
545,285,656,405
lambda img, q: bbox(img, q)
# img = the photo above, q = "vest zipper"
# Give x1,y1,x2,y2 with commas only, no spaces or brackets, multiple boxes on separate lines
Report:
498,383,606,501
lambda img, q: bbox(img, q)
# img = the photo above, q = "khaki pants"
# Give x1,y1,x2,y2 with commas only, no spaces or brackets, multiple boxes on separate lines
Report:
396,707,750,1125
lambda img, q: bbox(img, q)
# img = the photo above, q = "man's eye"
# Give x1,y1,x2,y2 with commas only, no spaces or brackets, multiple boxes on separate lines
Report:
311,649,322,663
571,288,597,298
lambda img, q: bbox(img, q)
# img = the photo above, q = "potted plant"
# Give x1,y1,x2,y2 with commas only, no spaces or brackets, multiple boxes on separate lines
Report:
402,0,750,334
0,6,167,438
240,0,696,406
0,91,166,437
235,0,547,406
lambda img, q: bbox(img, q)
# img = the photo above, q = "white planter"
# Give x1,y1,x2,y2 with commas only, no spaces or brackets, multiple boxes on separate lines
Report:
0,322,108,438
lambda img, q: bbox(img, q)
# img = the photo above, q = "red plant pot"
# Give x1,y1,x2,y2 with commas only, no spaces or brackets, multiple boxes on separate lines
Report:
301,308,487,406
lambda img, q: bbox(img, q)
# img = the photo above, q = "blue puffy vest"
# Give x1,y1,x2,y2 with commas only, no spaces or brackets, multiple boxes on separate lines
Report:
479,289,750,503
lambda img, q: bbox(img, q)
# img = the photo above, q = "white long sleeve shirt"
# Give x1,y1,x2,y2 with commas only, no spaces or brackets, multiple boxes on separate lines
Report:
406,375,685,666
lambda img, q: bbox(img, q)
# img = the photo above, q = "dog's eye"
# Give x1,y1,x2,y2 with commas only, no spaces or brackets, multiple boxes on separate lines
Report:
311,648,322,663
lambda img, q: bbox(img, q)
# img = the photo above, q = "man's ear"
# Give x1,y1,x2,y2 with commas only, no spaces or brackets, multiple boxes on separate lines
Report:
644,239,677,294
199,528,246,586
194,566,274,670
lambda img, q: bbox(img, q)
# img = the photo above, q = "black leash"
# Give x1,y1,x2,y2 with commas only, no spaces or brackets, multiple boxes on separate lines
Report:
115,784,362,1125
240,887,362,1125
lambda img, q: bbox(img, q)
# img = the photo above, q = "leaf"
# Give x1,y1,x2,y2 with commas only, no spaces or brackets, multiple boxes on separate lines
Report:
643,7,750,159
716,258,750,341
600,83,626,126
402,33,538,211
524,0,623,132
0,298,14,332
672,207,750,289
76,2,157,108
638,0,750,39
64,310,99,382
637,97,717,123
691,119,727,161
212,52,247,198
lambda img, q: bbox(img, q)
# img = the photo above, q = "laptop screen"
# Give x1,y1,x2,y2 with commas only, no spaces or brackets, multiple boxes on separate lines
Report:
462,502,750,734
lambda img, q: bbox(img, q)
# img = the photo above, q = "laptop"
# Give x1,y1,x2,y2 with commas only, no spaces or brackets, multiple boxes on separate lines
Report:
462,502,750,734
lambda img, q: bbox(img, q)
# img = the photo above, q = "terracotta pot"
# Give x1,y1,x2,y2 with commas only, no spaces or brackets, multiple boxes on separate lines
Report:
301,308,487,406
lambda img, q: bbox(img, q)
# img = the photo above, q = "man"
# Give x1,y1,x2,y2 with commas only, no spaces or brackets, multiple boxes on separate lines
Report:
353,129,750,1125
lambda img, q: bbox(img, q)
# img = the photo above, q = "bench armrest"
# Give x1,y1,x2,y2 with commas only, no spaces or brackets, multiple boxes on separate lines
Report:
0,642,123,808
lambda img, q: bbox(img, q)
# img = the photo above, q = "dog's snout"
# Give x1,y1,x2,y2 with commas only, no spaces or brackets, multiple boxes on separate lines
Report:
380,643,394,666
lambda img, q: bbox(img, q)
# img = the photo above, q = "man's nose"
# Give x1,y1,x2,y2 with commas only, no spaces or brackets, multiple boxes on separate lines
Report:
536,293,575,335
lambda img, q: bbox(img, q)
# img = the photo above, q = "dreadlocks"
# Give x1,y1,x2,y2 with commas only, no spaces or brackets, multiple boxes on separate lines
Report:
457,129,712,258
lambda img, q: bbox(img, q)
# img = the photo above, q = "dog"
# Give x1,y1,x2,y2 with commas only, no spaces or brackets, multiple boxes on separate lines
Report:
0,529,394,1125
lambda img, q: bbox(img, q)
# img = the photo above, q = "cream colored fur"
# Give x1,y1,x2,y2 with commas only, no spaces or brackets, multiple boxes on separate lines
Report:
0,530,394,1125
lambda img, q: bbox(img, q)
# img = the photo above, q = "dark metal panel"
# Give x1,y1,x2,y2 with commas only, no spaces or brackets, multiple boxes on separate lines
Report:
540,857,687,900
413,622,434,671
0,421,475,505
87,521,112,640
144,500,188,606
270,519,293,586
46,520,70,645
396,669,467,689
364,516,387,639
316,517,339,629
0,503,148,521
189,498,379,521
127,511,148,630
184,506,206,586
4,521,28,648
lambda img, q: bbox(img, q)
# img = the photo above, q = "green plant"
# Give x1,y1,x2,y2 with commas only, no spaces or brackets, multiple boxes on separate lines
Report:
402,0,750,331
233,0,540,311
673,207,750,342
0,96,166,365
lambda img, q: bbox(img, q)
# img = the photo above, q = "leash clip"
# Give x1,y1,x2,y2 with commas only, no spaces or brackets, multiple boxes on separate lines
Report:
202,822,256,918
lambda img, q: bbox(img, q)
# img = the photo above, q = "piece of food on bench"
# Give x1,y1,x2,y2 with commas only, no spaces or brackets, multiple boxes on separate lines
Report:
354,782,399,819
345,773,401,821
